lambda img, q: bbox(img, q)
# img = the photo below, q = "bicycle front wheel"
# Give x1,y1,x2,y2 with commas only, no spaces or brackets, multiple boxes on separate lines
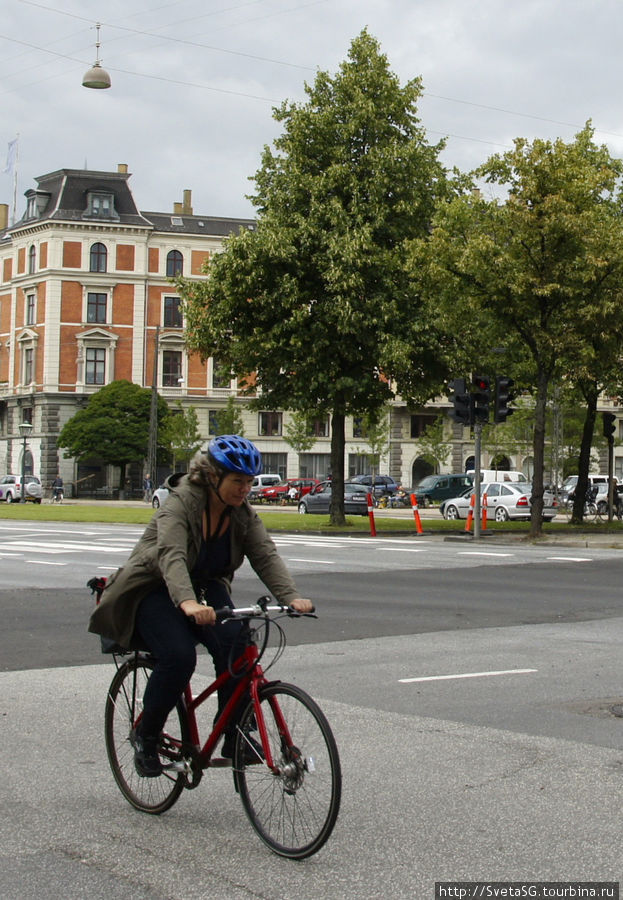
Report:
105,655,189,815
234,682,341,859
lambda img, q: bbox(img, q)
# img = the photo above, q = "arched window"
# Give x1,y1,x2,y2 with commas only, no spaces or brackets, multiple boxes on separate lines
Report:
90,242,107,273
28,244,36,274
166,249,183,277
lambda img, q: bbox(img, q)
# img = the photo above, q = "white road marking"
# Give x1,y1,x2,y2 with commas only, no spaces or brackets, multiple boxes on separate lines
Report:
457,551,515,558
399,668,538,684
287,557,335,565
381,547,427,553
546,556,592,562
0,541,133,553
27,560,67,566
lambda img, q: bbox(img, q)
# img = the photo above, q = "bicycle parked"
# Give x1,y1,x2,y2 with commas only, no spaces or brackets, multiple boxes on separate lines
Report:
564,485,600,522
90,583,341,860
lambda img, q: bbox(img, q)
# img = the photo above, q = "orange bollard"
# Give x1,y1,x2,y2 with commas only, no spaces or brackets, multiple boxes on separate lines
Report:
410,493,424,535
367,492,377,537
465,492,475,533
482,492,488,530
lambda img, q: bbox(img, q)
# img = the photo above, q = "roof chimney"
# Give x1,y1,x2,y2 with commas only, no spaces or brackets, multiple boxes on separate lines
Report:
173,202,183,215
0,204,8,231
117,163,128,174
182,190,193,215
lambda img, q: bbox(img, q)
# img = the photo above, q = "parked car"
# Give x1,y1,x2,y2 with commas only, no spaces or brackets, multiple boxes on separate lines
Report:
151,484,170,509
298,481,369,516
248,473,282,502
259,478,319,503
440,482,558,522
413,473,473,507
0,474,43,503
346,474,399,497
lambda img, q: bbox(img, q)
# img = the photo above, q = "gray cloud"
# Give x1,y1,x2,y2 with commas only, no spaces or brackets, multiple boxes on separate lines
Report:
3,0,623,219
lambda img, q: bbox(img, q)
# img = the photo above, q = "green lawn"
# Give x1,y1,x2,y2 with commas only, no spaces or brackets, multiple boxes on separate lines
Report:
0,501,621,537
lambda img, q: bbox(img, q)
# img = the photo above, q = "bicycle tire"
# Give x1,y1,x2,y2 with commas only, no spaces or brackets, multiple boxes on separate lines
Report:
233,682,341,859
105,655,189,815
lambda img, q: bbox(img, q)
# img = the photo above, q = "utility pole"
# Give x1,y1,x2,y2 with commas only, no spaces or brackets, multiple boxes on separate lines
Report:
147,326,159,484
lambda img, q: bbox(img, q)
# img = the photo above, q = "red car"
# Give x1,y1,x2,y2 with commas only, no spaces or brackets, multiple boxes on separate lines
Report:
259,478,320,503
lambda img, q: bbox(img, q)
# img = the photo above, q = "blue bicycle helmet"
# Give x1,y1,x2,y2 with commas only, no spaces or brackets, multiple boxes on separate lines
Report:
208,435,262,476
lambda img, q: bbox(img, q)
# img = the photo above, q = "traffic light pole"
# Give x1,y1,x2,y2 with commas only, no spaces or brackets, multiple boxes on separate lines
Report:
608,437,614,523
473,422,482,539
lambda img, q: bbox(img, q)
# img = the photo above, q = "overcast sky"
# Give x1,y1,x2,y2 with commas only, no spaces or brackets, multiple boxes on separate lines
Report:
3,0,623,221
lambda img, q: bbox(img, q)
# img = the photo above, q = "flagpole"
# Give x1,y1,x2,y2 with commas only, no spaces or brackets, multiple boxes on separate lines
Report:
11,135,19,225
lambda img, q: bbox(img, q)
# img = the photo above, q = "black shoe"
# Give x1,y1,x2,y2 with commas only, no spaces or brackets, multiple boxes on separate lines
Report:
221,730,264,765
131,727,163,778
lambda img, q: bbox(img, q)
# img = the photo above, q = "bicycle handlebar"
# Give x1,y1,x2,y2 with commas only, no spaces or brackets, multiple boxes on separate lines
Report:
190,598,316,625
215,601,316,622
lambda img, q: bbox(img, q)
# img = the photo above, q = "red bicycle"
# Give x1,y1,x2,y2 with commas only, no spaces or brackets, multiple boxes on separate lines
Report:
103,597,341,859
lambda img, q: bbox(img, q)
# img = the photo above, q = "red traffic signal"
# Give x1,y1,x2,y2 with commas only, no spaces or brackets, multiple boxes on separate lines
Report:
472,374,491,423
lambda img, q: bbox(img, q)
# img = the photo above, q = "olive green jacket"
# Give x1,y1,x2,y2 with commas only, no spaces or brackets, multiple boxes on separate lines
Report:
88,474,299,649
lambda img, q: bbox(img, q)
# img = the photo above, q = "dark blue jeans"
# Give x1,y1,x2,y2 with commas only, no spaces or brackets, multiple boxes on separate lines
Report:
134,581,247,738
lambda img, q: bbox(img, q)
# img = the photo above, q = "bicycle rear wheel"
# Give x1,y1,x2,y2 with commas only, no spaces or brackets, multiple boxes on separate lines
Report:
105,655,189,814
233,682,341,859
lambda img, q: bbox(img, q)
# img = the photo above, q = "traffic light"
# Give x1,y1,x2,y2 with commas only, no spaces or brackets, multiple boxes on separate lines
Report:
494,376,515,424
603,412,616,442
448,378,472,426
471,375,491,424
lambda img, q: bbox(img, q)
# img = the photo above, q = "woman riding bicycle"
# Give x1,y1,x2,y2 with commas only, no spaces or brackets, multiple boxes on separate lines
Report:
89,435,312,777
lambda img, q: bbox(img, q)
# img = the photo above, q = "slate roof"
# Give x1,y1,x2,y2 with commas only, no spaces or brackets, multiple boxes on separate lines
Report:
2,168,257,238
142,211,256,237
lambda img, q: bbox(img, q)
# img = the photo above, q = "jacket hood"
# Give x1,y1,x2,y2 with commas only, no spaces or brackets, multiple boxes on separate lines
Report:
164,472,187,491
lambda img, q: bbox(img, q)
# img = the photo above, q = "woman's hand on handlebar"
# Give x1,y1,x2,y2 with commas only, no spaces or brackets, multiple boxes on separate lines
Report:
180,599,216,626
290,597,314,615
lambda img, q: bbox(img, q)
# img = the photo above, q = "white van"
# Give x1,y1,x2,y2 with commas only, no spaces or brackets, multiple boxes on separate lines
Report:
249,473,281,500
467,469,527,483
561,474,613,501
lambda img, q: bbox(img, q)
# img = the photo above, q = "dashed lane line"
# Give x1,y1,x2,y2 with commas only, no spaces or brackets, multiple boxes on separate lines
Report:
399,668,538,684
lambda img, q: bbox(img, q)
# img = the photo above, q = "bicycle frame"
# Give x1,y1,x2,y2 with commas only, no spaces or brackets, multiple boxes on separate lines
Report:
141,635,290,775
186,644,266,764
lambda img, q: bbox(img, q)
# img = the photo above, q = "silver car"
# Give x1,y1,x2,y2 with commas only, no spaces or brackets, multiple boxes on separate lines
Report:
0,474,43,503
151,485,170,509
440,482,558,522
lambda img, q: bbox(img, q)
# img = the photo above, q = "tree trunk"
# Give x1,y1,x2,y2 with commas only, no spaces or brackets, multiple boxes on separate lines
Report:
572,383,598,524
529,367,548,538
330,412,346,526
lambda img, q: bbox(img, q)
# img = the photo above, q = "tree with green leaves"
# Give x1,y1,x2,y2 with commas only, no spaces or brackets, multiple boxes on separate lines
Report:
161,402,202,471
58,380,169,492
413,124,623,536
353,409,390,482
179,30,451,523
215,396,246,436
415,415,451,474
283,412,317,474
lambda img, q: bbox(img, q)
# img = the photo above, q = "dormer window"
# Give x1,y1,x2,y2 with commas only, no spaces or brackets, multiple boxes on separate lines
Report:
84,191,119,221
24,190,50,220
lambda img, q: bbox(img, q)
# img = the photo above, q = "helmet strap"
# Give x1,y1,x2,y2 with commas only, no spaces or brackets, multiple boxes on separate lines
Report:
206,472,232,540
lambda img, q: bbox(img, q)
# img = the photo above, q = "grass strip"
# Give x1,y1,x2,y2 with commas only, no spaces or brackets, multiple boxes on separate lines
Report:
0,502,621,537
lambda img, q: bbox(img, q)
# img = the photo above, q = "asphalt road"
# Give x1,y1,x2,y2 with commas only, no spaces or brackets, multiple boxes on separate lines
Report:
2,521,623,897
